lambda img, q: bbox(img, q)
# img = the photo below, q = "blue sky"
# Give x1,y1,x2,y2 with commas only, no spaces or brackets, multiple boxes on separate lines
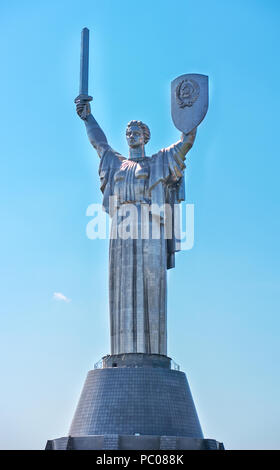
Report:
0,0,279,450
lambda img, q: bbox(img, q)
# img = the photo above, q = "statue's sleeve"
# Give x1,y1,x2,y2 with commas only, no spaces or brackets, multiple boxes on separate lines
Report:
99,146,123,213
149,130,196,200
149,140,186,199
149,137,195,270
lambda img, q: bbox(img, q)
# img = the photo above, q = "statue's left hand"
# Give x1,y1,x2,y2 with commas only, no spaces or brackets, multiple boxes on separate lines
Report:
182,127,197,144
187,127,197,138
180,127,197,156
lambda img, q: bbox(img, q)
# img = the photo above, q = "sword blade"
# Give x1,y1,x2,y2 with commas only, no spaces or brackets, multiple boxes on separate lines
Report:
79,27,90,96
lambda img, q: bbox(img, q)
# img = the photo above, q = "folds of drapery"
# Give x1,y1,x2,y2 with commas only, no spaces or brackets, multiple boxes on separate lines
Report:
98,140,186,269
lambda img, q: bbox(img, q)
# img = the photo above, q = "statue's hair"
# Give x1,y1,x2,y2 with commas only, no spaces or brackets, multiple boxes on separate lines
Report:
126,120,151,145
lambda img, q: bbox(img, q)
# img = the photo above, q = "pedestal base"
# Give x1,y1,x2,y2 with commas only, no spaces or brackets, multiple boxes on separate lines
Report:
46,435,224,450
46,354,224,450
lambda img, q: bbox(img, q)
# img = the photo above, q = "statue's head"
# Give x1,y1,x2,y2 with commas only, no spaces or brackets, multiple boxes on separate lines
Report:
126,120,150,148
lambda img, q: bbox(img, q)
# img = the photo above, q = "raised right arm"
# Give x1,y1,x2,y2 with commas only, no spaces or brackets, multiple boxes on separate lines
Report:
76,101,108,158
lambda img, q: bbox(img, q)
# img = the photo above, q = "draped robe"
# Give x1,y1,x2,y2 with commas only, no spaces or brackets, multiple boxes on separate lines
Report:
99,141,186,355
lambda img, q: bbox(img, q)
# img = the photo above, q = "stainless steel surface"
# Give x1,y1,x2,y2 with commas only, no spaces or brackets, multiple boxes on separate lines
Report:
171,73,208,134
79,27,90,96
81,114,196,355
74,27,92,120
74,31,206,356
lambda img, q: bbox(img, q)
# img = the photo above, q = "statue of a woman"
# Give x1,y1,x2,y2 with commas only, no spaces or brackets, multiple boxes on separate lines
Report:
76,101,196,356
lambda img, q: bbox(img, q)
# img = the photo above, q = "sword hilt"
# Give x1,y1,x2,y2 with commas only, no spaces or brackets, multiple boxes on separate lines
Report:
74,94,93,120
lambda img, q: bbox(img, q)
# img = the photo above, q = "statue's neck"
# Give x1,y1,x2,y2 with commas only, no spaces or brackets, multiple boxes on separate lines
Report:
129,145,145,159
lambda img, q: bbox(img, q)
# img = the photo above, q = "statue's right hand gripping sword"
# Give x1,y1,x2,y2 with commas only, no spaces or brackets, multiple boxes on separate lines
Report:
74,27,92,120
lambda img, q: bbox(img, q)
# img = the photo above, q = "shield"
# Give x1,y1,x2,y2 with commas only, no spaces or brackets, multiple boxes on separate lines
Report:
171,74,208,134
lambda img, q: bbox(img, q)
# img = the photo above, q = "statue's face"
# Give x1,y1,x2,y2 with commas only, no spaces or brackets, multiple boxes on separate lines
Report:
126,125,144,148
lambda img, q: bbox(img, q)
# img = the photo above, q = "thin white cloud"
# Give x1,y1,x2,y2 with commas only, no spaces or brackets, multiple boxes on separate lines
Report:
53,292,71,303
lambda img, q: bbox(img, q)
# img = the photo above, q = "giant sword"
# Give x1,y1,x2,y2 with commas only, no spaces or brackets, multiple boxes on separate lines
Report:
74,27,92,120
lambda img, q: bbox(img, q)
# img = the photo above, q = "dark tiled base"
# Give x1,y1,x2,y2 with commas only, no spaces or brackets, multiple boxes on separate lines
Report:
68,366,203,437
45,354,224,450
46,435,225,450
